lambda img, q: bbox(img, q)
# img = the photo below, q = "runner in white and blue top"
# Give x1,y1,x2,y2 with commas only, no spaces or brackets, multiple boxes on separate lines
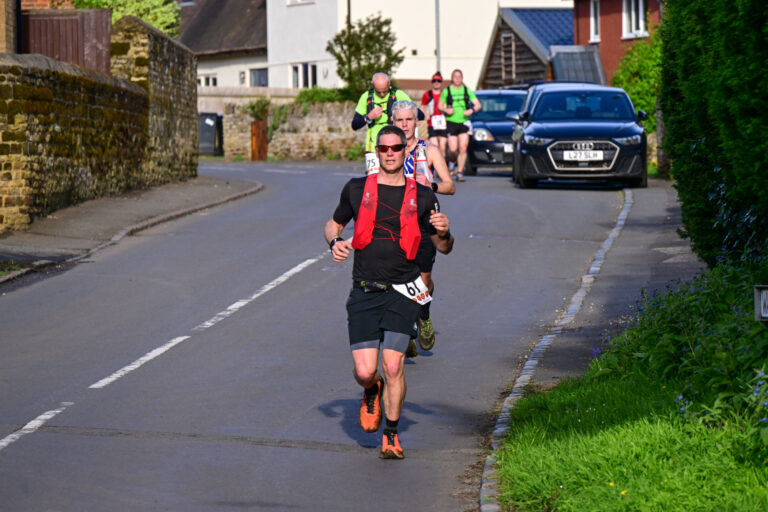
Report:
403,138,429,179
391,100,455,355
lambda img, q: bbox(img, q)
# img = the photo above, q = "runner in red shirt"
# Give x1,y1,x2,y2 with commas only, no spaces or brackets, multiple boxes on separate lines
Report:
420,72,448,165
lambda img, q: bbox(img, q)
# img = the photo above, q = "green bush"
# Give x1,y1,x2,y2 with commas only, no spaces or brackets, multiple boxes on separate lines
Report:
267,105,288,140
346,143,365,161
661,0,768,265
243,97,271,121
612,28,661,133
294,86,357,106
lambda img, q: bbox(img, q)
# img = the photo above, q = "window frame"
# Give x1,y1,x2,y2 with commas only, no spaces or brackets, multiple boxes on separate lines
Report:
622,0,649,39
589,0,600,43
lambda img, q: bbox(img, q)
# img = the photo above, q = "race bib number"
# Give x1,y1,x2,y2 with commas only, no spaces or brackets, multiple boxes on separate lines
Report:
392,276,433,305
365,152,380,175
431,114,447,130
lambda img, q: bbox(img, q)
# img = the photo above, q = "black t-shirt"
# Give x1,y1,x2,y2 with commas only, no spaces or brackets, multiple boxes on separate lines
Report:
333,177,439,284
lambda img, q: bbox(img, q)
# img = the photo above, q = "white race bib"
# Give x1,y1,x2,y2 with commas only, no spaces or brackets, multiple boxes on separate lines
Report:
431,114,447,130
392,276,432,305
365,152,380,175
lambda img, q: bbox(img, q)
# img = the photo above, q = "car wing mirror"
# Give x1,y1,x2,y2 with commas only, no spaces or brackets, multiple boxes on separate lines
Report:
507,112,519,121
637,110,648,121
516,111,529,122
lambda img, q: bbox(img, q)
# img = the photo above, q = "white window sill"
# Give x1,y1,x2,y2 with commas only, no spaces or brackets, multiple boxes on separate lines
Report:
621,32,649,40
589,37,601,44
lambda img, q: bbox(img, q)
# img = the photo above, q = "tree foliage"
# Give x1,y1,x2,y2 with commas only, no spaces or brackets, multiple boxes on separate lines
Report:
661,0,768,266
72,0,180,36
325,14,405,97
612,28,661,133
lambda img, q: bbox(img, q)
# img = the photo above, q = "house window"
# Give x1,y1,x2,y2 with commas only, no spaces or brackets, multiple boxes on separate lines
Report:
292,63,317,88
250,68,268,87
199,74,217,87
623,0,648,38
589,0,600,42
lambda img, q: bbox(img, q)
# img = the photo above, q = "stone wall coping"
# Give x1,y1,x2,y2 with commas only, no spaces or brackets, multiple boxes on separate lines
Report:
198,86,300,98
0,52,147,97
113,15,195,57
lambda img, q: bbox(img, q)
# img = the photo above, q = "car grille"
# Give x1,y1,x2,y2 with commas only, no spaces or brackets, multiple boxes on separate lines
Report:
547,140,619,171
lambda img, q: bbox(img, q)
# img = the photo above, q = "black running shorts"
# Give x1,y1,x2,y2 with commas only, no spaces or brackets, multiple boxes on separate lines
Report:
446,120,469,136
346,286,420,347
427,126,448,138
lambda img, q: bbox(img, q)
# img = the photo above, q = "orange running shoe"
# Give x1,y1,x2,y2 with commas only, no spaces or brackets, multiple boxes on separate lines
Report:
380,430,404,459
359,379,383,433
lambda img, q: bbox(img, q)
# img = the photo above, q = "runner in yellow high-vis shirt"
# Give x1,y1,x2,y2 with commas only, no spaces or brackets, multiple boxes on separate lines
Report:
351,73,413,175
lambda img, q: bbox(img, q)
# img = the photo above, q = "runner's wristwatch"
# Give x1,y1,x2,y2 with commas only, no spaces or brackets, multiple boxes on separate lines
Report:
329,237,344,250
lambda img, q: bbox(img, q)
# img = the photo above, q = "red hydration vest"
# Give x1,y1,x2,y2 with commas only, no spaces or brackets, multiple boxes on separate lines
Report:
352,173,421,260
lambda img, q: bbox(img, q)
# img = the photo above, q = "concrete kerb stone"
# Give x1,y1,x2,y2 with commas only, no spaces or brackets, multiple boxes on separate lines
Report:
479,190,634,511
0,182,265,285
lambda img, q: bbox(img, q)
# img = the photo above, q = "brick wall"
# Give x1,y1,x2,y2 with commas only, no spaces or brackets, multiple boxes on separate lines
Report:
0,53,149,230
111,16,197,183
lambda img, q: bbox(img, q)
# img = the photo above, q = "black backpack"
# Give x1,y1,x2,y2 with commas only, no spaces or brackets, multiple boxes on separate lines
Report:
445,85,471,109
366,87,398,123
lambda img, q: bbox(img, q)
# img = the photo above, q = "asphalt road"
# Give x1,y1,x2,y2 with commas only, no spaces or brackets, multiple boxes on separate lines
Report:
0,162,699,511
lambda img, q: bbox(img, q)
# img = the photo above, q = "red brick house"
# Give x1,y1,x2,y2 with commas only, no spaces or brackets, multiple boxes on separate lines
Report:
573,0,661,82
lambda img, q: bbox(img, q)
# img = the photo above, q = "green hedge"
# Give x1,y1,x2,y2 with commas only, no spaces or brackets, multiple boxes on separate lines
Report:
661,0,768,266
612,28,661,133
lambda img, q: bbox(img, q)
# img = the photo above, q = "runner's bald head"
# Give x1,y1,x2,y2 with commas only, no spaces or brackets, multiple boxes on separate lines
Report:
372,73,390,96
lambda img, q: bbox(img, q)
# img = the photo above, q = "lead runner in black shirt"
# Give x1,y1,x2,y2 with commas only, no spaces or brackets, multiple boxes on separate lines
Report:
324,125,453,459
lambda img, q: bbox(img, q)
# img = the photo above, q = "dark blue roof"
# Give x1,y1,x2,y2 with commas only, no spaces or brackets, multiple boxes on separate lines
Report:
501,8,573,59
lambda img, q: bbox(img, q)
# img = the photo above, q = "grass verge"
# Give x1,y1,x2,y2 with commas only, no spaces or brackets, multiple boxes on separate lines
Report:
495,260,768,511
0,260,21,276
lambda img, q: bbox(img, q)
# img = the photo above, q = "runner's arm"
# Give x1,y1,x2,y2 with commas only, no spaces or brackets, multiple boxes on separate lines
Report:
351,112,370,130
428,211,453,255
325,219,351,262
427,143,455,195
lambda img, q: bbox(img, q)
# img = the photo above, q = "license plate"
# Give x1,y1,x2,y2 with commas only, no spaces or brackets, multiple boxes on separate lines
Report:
564,150,603,161
503,143,514,153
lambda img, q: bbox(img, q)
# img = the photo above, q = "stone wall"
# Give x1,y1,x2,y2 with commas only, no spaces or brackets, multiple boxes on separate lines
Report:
0,53,149,230
1,0,17,53
0,15,198,232
268,102,365,161
111,16,197,183
223,103,252,161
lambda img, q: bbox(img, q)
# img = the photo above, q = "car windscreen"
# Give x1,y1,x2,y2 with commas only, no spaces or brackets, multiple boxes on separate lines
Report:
531,91,636,121
473,95,525,121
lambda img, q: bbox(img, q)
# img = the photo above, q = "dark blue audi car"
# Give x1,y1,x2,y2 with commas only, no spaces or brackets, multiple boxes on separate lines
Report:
512,82,648,188
465,89,527,175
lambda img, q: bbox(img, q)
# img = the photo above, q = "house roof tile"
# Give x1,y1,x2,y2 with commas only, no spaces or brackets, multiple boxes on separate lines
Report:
178,0,266,56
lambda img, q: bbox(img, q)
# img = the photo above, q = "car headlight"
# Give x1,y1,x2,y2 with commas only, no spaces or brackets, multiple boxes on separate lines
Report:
473,128,494,142
615,135,642,145
522,135,553,146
